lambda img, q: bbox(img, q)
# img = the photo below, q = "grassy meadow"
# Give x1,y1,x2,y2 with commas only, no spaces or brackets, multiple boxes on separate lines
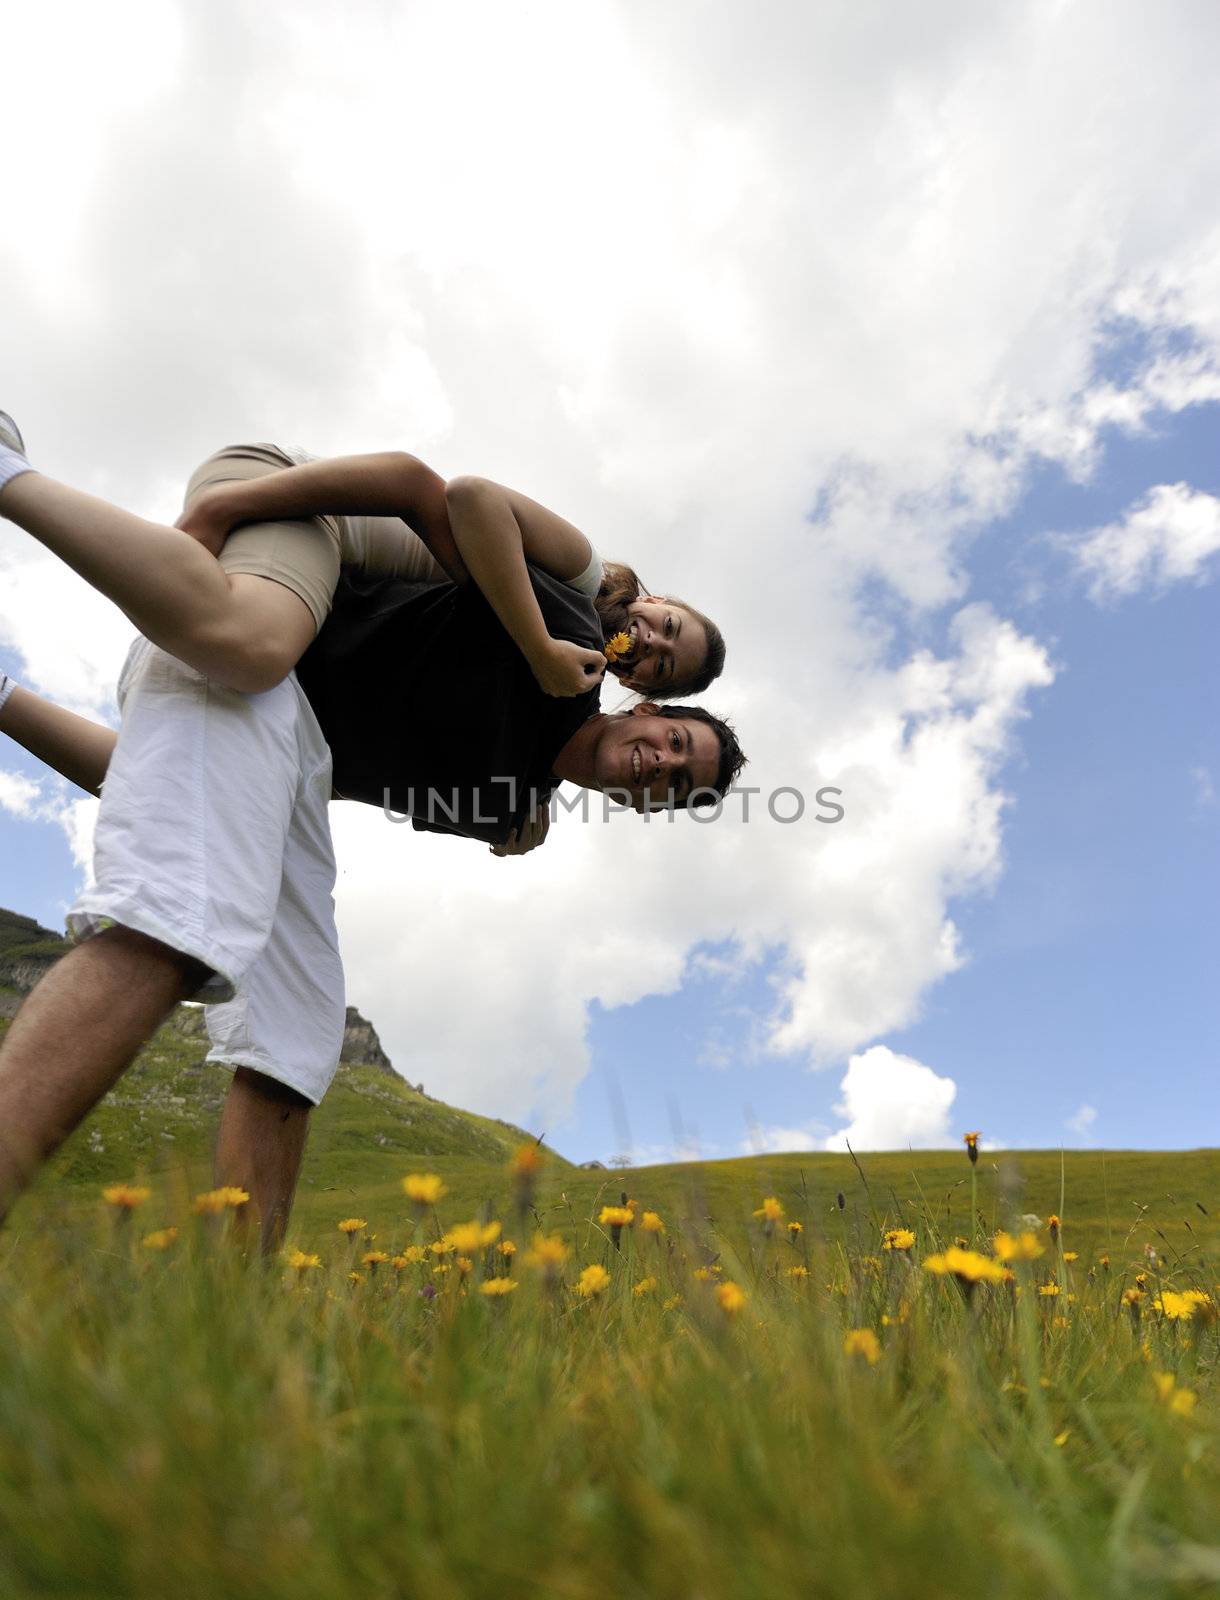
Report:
1,1012,1219,1597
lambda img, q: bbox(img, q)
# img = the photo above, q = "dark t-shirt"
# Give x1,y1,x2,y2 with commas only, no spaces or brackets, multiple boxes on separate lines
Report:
295,565,602,846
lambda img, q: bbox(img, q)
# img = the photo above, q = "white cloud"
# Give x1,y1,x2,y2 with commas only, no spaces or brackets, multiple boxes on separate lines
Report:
1071,484,1220,602
2,1,1219,1124
1191,766,1217,809
0,770,42,819
741,1122,829,1156
823,1046,958,1152
1066,1103,1098,1138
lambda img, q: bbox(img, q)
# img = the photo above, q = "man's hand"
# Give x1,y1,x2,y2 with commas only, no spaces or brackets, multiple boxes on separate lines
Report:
174,485,243,558
490,801,551,857
530,637,606,698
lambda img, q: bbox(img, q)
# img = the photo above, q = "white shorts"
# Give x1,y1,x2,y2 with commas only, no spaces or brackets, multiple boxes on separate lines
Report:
67,638,346,1105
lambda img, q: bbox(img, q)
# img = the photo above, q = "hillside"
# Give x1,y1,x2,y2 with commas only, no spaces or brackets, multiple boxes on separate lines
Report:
0,903,572,1208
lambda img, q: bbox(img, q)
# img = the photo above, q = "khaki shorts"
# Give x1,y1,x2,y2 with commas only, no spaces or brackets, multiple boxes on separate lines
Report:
184,445,342,634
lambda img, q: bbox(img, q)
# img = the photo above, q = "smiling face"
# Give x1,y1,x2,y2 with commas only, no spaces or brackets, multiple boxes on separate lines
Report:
616,598,709,696
591,704,723,810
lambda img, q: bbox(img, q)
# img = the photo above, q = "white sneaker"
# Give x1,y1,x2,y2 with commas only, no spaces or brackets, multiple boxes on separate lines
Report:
0,411,26,456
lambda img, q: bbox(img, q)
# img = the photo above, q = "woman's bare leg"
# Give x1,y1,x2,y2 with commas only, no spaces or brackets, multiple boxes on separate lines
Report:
0,472,314,693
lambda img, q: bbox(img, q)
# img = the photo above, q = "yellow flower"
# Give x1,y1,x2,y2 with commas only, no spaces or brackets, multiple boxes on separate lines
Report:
445,1219,502,1254
787,1220,804,1236
479,1277,519,1297
525,1232,571,1274
1039,1283,1061,1298
716,1281,747,1314
634,1277,658,1296
429,1238,454,1257
510,1142,543,1176
285,1249,321,1271
103,1184,151,1211
402,1173,447,1206
399,1245,427,1265
603,631,634,663
786,1265,810,1279
963,1131,980,1165
1122,1287,1145,1310
391,1255,411,1270
753,1196,784,1223
141,1227,178,1251
1153,1372,1198,1416
362,1251,389,1269
1154,1289,1216,1322
455,1256,475,1277
882,1229,916,1252
1063,1251,1079,1263
578,1264,611,1298
922,1247,1007,1286
193,1187,250,1215
598,1205,634,1229
640,1211,666,1234
693,1266,715,1282
993,1230,1044,1263
662,1295,683,1311
347,1271,364,1285
843,1328,881,1365
497,1240,517,1258
337,1217,366,1235
1047,1214,1061,1238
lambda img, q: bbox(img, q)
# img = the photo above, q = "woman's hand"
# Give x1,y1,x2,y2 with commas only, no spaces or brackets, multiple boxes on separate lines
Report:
174,486,242,558
490,799,552,857
529,637,606,698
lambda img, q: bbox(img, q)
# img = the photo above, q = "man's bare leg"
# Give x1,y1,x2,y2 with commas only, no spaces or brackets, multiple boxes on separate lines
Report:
214,1068,312,1254
0,926,210,1218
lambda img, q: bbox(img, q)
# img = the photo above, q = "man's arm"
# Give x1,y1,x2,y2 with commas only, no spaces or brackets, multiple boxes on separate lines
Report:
178,452,469,585
0,683,116,797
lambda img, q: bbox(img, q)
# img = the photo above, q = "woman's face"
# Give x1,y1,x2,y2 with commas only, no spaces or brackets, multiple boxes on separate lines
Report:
618,598,708,694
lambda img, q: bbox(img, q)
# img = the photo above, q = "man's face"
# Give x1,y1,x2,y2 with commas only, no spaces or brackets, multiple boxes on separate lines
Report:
592,706,722,810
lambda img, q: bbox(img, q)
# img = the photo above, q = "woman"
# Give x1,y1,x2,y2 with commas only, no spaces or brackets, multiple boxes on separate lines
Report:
0,418,725,707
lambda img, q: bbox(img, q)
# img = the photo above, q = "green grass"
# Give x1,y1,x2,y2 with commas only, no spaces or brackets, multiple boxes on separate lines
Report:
1,1163,1217,1599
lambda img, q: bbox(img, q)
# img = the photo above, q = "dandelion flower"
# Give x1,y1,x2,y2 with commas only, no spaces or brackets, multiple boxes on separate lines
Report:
963,1132,980,1165
402,1173,447,1206
786,1265,810,1279
603,631,634,663
1047,1214,1061,1240
753,1196,784,1223
1038,1283,1061,1299
347,1271,364,1285
578,1264,611,1298
141,1227,178,1251
455,1256,475,1277
1153,1372,1198,1416
787,1220,804,1237
399,1245,427,1265
510,1143,543,1176
662,1295,683,1311
445,1220,501,1254
1063,1251,1079,1263
525,1233,571,1277
598,1205,634,1229
193,1187,250,1216
634,1277,658,1296
922,1247,1007,1288
103,1184,151,1211
640,1211,666,1234
479,1277,519,1297
882,1229,916,1253
337,1217,366,1235
285,1249,321,1271
993,1230,1044,1263
496,1240,517,1259
843,1328,881,1364
362,1251,389,1269
716,1281,747,1314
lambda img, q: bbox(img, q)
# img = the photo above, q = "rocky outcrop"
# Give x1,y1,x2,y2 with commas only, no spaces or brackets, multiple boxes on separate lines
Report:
170,1000,393,1073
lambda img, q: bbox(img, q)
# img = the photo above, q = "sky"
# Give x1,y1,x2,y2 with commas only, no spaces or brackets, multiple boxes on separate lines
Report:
1,0,1217,1163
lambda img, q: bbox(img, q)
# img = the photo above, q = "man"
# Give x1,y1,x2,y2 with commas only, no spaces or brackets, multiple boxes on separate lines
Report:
0,547,744,1248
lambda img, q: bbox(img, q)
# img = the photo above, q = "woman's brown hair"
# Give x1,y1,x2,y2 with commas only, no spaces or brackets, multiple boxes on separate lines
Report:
593,561,726,698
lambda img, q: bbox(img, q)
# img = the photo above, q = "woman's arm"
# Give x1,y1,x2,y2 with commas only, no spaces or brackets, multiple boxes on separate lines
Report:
178,453,468,585
0,684,116,797
444,476,607,697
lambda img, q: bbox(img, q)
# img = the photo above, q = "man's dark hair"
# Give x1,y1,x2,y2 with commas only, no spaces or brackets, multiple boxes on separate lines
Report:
656,704,747,808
